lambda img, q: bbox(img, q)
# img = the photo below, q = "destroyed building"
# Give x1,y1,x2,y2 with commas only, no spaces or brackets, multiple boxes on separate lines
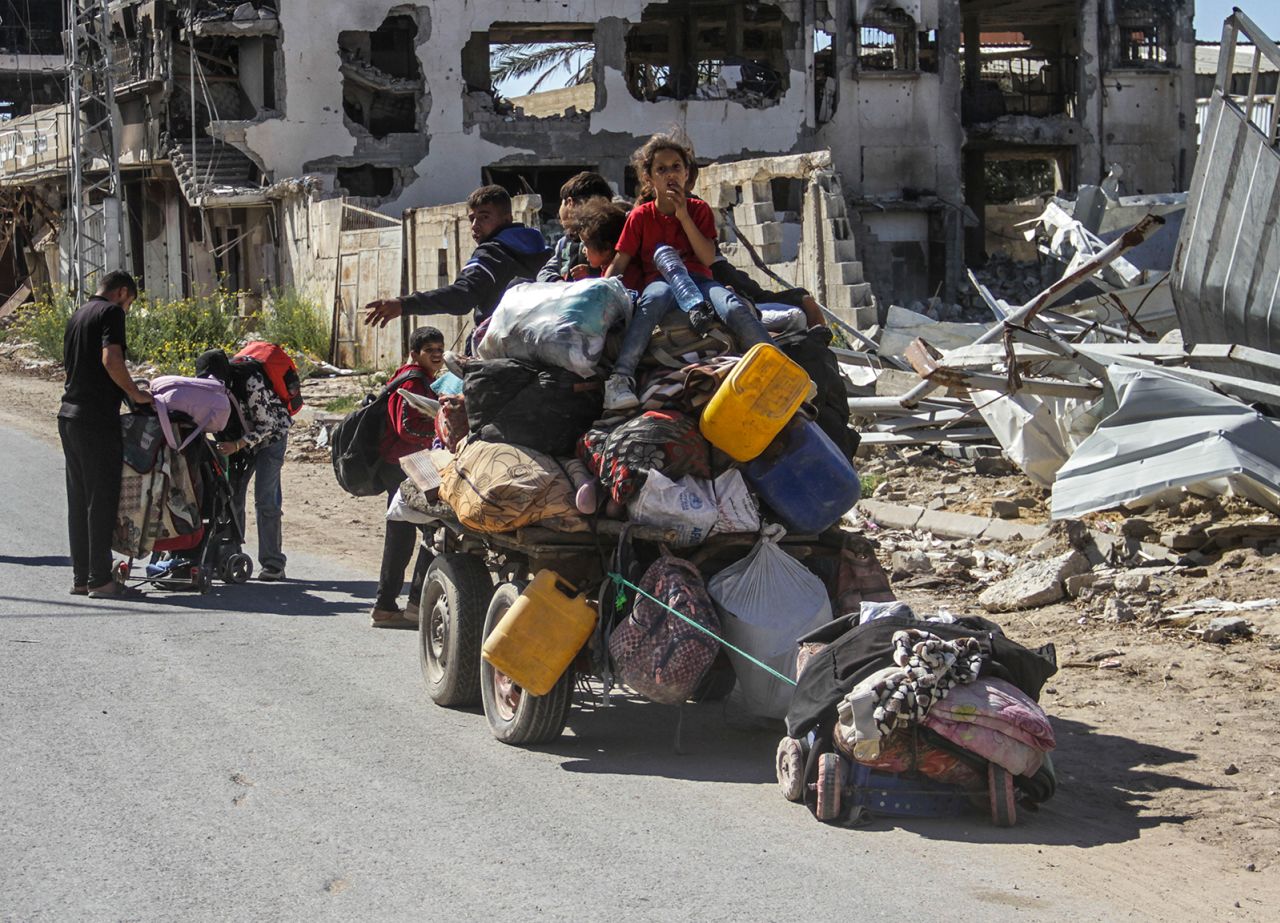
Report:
0,1,1197,357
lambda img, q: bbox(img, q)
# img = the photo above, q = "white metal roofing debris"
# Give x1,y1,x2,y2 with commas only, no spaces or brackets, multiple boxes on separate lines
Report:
1050,368,1280,520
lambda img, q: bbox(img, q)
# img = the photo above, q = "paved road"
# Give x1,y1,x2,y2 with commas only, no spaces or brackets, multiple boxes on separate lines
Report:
1,423,1133,922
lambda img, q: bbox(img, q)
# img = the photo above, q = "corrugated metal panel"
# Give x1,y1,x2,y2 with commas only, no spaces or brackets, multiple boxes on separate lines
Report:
1173,90,1280,352
333,224,404,370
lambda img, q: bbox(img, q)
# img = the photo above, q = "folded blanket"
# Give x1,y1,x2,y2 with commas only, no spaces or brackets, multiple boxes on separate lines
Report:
923,677,1055,776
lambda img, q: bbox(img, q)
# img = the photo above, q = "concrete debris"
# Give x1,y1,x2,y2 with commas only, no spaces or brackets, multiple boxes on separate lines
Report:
1201,617,1253,643
978,550,1090,613
1104,597,1136,624
890,550,933,576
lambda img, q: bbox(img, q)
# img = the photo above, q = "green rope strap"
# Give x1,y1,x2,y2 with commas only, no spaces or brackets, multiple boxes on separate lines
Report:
607,571,798,687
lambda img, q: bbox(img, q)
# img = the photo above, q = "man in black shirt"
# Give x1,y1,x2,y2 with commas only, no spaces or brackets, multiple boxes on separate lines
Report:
59,270,153,599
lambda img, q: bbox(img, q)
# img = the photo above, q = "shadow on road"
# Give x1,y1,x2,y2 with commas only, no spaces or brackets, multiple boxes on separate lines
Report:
857,715,1209,847
0,578,376,619
143,578,377,617
0,554,72,568
545,694,783,784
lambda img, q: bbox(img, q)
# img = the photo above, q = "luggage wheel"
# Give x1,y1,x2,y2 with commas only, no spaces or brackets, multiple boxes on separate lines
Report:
988,763,1016,827
776,737,807,803
814,752,844,822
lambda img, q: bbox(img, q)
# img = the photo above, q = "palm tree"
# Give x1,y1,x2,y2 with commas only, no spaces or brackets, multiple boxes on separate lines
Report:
490,42,595,95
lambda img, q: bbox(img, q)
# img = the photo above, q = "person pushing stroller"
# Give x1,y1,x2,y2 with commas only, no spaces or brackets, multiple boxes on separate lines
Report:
195,349,292,580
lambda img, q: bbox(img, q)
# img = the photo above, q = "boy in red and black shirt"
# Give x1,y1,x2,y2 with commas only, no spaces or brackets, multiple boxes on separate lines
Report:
371,326,444,628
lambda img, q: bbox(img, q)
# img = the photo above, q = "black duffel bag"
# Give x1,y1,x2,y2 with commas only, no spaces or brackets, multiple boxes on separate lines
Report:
782,327,860,460
464,358,603,457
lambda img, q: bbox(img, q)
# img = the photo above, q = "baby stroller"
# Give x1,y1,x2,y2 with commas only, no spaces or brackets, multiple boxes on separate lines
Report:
116,414,254,594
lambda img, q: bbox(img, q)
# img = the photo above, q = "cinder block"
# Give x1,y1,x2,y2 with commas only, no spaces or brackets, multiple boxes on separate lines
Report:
832,261,864,285
733,201,775,224
734,222,783,247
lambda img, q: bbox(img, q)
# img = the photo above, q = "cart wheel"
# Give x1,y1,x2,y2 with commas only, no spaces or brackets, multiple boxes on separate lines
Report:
989,764,1017,827
222,553,253,584
776,737,808,803
815,752,844,822
479,581,574,746
418,553,494,708
194,565,213,595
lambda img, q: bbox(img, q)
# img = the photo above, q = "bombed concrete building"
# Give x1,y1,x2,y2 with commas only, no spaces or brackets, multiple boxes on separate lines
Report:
0,0,1197,349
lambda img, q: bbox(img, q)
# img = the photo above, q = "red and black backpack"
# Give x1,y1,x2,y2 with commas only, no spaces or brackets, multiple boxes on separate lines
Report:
233,341,303,415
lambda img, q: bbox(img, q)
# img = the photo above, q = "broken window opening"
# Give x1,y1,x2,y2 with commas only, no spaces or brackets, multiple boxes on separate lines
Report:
486,22,598,118
856,8,917,73
814,27,837,124
624,2,790,107
336,165,397,200
961,27,1079,125
983,155,1064,205
339,13,424,138
109,4,166,93
918,29,939,74
1115,19,1172,68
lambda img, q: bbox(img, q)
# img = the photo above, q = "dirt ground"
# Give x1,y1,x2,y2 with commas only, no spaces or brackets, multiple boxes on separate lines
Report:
4,353,1278,914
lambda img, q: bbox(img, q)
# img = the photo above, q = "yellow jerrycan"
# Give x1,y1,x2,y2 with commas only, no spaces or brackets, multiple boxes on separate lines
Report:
481,570,598,696
699,342,811,462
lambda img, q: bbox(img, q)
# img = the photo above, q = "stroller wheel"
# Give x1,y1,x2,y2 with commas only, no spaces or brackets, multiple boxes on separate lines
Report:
776,737,808,803
223,553,253,584
194,566,213,595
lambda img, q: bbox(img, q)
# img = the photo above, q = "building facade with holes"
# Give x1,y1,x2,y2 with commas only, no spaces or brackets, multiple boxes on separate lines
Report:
0,0,1197,339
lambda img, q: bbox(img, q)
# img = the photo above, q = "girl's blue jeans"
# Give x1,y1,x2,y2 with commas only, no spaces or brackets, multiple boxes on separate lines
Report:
612,277,771,379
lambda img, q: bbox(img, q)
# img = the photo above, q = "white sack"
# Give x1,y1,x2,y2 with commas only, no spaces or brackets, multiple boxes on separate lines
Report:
708,531,833,719
386,488,432,524
627,471,718,546
477,277,633,378
710,469,760,535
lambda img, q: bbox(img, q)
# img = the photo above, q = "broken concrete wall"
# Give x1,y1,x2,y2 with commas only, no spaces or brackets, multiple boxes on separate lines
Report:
228,2,854,208
1097,0,1198,194
697,152,877,327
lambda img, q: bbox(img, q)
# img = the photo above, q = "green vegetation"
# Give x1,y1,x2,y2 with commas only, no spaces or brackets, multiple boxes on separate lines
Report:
2,287,76,361
3,284,330,377
257,286,329,359
860,472,884,497
125,289,244,376
323,395,359,414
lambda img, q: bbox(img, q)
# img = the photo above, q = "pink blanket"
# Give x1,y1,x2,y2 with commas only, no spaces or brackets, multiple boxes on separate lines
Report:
923,677,1055,777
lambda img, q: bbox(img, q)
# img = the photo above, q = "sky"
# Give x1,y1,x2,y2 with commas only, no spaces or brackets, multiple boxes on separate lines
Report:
1196,2,1280,40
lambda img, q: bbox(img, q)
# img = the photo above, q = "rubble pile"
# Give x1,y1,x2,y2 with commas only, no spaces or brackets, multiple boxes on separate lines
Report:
841,172,1280,541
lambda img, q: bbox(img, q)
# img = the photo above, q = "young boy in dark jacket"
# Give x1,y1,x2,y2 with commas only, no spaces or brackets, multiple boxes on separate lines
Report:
363,185,549,333
537,171,615,282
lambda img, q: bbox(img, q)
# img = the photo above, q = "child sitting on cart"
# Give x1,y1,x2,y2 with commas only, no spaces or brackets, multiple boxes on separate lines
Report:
602,133,772,412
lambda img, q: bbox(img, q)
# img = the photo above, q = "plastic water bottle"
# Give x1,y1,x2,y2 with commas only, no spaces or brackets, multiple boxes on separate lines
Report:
653,245,702,314
653,245,715,332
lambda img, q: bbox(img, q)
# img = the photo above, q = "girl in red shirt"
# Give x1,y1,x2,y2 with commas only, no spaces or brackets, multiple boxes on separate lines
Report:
604,133,771,411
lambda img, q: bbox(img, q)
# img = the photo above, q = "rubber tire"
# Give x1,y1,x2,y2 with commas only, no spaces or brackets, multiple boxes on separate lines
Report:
195,565,213,595
989,764,1017,827
223,552,253,584
418,553,494,708
776,737,808,803
479,581,574,746
815,752,844,822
